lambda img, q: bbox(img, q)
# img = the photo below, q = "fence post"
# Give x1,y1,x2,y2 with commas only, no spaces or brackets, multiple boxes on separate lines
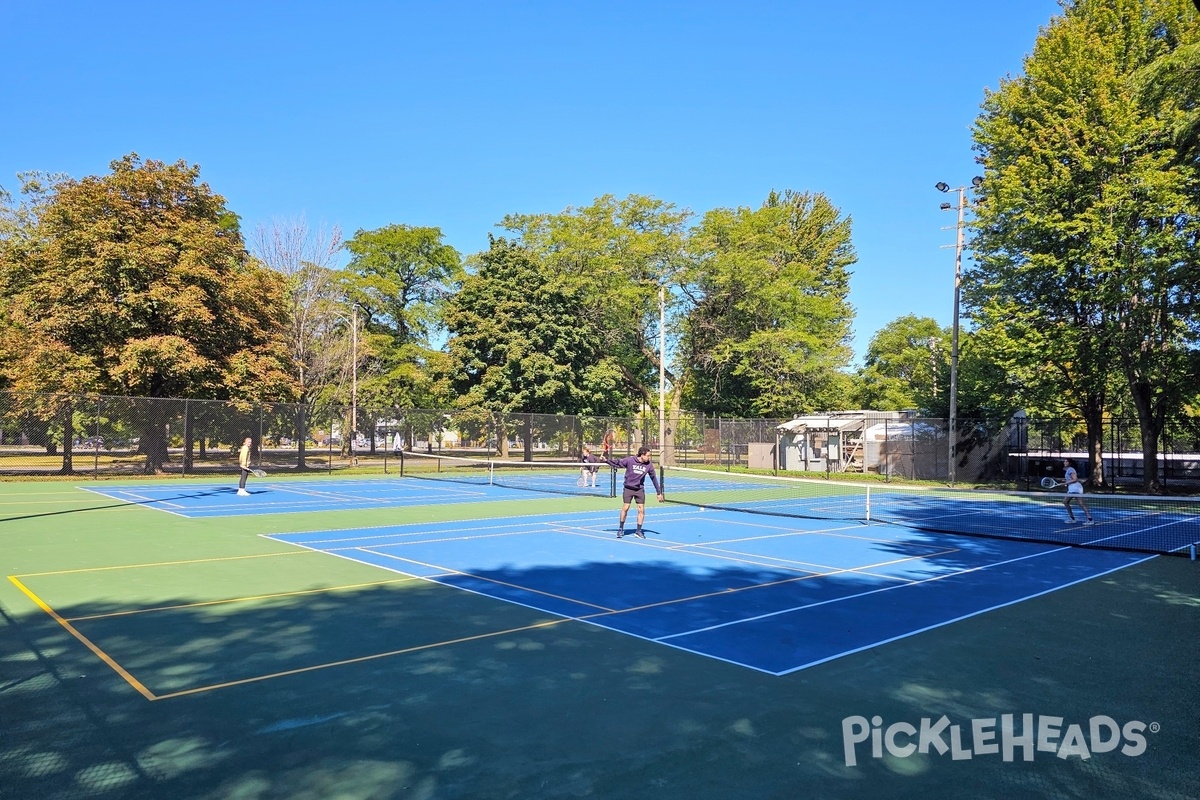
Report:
257,403,264,471
1161,428,1167,490
826,416,832,480
182,399,189,477
883,419,889,483
93,397,102,479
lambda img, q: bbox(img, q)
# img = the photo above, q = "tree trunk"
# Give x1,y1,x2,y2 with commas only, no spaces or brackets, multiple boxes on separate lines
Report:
139,399,170,474
1081,394,1105,490
296,404,309,471
1129,381,1164,493
58,400,74,475
495,415,509,458
183,403,194,474
340,408,352,458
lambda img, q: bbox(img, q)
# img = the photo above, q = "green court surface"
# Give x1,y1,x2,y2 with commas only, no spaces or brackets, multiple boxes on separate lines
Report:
2,476,1198,799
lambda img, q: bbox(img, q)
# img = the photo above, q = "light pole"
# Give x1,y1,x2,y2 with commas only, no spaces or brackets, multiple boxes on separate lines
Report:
935,176,982,485
351,303,358,464
658,286,666,464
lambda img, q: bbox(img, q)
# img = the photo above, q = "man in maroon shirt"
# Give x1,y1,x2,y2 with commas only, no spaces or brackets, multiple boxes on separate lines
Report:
602,446,663,538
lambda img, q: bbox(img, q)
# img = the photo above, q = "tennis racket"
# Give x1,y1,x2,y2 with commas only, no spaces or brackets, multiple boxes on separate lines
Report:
249,467,267,478
576,473,587,487
1040,477,1066,489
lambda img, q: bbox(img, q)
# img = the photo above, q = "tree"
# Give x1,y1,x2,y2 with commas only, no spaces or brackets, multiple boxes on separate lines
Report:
855,315,949,412
500,194,692,410
0,154,293,472
678,190,857,417
249,215,345,467
1134,15,1200,163
443,237,623,458
342,224,462,419
970,0,1200,491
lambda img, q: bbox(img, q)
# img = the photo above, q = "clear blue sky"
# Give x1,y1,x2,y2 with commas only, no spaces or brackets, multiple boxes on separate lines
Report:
1,0,1060,364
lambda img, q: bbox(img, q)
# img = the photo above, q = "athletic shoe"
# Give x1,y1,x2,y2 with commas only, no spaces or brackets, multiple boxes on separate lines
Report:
1066,517,1077,523
1084,518,1095,525
616,528,624,539
635,529,645,539
237,489,250,496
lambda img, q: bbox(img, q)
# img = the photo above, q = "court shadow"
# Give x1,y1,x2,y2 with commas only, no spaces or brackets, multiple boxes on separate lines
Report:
2,552,1195,800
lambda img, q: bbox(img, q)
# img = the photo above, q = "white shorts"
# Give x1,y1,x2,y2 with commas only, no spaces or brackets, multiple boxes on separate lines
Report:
1067,484,1083,496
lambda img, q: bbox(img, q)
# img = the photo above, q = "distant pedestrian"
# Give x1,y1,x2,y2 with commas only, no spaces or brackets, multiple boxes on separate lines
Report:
602,446,663,538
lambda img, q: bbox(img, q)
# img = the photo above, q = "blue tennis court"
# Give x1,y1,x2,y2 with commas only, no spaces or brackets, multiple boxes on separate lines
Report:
264,506,1152,675
662,466,1200,556
79,475,611,517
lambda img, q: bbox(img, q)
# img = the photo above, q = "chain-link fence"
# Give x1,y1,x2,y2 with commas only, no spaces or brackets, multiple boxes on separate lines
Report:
1,392,1197,488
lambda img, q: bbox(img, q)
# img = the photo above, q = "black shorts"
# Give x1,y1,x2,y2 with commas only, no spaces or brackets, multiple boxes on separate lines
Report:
623,486,646,504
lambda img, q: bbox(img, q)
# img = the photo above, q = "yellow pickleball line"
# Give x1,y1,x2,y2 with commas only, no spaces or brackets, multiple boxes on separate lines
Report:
65,577,420,621
15,549,314,578
152,616,572,700
8,575,157,701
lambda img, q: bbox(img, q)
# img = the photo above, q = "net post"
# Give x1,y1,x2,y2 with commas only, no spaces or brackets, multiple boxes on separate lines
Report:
489,460,495,486
1190,544,1196,561
865,486,871,522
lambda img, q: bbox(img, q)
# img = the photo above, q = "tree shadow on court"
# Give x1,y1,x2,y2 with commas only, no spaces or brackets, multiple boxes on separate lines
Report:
1,553,1197,800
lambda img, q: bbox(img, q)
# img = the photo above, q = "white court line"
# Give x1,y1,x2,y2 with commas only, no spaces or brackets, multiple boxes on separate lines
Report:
260,503,1166,676
532,520,930,589
656,544,1143,644
266,508,709,547
274,518,607,547
356,546,618,612
680,541,947,583
771,554,1158,676
260,481,482,504
328,528,549,550
262,484,375,502
77,486,192,518
82,476,489,517
1081,514,1200,546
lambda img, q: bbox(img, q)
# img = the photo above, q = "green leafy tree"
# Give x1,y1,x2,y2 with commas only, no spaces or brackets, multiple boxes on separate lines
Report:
500,194,691,409
855,315,949,412
970,0,1200,491
443,237,623,458
342,224,462,417
0,154,293,472
678,190,856,417
1134,28,1200,163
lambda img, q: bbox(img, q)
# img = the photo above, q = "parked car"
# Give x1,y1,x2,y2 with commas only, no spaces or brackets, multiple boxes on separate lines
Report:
80,437,106,449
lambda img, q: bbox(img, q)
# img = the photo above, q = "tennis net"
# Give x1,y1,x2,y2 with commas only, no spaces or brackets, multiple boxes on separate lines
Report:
399,451,616,498
661,465,1200,558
